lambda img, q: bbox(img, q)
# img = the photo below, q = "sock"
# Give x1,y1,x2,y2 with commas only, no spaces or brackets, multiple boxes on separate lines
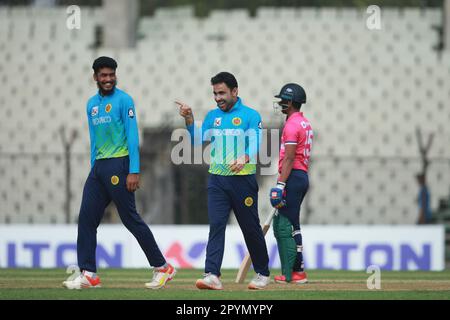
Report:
292,230,304,272
156,263,168,270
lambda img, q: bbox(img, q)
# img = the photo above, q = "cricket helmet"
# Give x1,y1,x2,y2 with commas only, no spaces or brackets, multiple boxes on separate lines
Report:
275,83,306,104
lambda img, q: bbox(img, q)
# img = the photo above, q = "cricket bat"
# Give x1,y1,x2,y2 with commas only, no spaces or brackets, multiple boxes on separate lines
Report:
235,208,278,283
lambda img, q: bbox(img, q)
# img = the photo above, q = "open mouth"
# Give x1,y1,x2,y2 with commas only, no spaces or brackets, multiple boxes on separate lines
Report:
102,82,114,89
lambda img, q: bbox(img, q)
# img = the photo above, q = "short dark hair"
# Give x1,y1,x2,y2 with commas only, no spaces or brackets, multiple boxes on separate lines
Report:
92,56,117,73
211,72,238,90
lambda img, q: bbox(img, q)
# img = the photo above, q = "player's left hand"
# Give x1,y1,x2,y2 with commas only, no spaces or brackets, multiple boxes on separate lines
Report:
270,182,286,209
126,174,140,192
230,155,249,173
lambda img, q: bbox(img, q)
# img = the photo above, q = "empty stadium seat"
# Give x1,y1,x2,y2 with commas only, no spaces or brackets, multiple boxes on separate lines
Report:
0,6,448,224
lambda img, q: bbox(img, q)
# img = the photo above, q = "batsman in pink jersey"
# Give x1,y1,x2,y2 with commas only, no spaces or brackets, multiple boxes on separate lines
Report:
270,83,313,284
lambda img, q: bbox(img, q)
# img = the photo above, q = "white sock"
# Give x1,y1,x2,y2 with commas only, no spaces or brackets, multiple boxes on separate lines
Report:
83,271,95,277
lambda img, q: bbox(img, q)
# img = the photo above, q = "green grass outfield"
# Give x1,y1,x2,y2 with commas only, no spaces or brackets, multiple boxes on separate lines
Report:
0,268,449,300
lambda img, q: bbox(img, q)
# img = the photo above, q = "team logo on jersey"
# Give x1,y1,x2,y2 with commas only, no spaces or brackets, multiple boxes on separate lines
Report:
105,104,112,113
91,106,99,117
128,108,135,118
258,121,262,129
232,117,242,126
111,176,119,185
214,117,222,127
244,197,254,207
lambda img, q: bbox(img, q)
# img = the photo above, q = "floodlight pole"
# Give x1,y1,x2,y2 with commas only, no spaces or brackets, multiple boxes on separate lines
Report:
59,126,78,224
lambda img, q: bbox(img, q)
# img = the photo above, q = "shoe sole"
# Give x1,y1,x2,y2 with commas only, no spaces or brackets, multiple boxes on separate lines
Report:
145,269,177,289
274,278,308,284
293,279,308,284
195,280,223,290
248,284,268,290
81,284,102,288
274,279,288,284
62,282,101,290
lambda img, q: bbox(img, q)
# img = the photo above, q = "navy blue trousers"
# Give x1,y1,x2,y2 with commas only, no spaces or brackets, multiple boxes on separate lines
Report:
277,169,309,271
206,174,270,277
77,156,166,272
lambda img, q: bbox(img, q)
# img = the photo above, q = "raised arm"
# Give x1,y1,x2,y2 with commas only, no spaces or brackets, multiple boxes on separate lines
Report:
176,100,211,146
176,100,194,126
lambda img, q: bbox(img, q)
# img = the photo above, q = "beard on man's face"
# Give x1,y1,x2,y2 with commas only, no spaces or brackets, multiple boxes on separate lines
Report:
97,79,116,93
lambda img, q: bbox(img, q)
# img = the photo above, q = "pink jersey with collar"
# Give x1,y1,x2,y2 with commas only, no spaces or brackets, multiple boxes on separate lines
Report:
278,112,313,173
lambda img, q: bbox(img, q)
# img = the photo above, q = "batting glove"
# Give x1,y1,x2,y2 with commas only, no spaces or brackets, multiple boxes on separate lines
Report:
270,181,286,209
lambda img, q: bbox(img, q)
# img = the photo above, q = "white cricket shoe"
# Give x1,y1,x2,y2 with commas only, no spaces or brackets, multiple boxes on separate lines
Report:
195,273,223,290
248,273,270,290
145,263,176,289
62,271,101,290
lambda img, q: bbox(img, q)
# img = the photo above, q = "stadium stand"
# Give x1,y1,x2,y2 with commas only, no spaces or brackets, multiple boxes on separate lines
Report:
0,5,449,224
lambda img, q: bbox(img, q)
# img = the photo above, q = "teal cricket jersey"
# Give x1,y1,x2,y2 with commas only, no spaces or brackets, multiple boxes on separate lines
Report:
86,87,140,173
187,97,262,176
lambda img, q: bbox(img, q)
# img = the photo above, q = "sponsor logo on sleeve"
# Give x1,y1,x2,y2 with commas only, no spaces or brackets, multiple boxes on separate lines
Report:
214,117,222,127
91,106,99,117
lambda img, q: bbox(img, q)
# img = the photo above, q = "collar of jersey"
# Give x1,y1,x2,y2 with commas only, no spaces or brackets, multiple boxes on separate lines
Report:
289,111,303,119
96,87,117,99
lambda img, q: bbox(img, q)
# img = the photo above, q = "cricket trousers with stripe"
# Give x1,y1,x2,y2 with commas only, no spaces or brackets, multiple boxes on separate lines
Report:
277,169,309,271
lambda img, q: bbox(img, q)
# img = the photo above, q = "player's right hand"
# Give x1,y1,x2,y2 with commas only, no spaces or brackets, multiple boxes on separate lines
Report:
175,100,193,120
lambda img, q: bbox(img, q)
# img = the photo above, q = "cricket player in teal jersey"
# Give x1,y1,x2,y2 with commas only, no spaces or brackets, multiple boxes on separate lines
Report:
176,72,270,290
63,57,175,290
